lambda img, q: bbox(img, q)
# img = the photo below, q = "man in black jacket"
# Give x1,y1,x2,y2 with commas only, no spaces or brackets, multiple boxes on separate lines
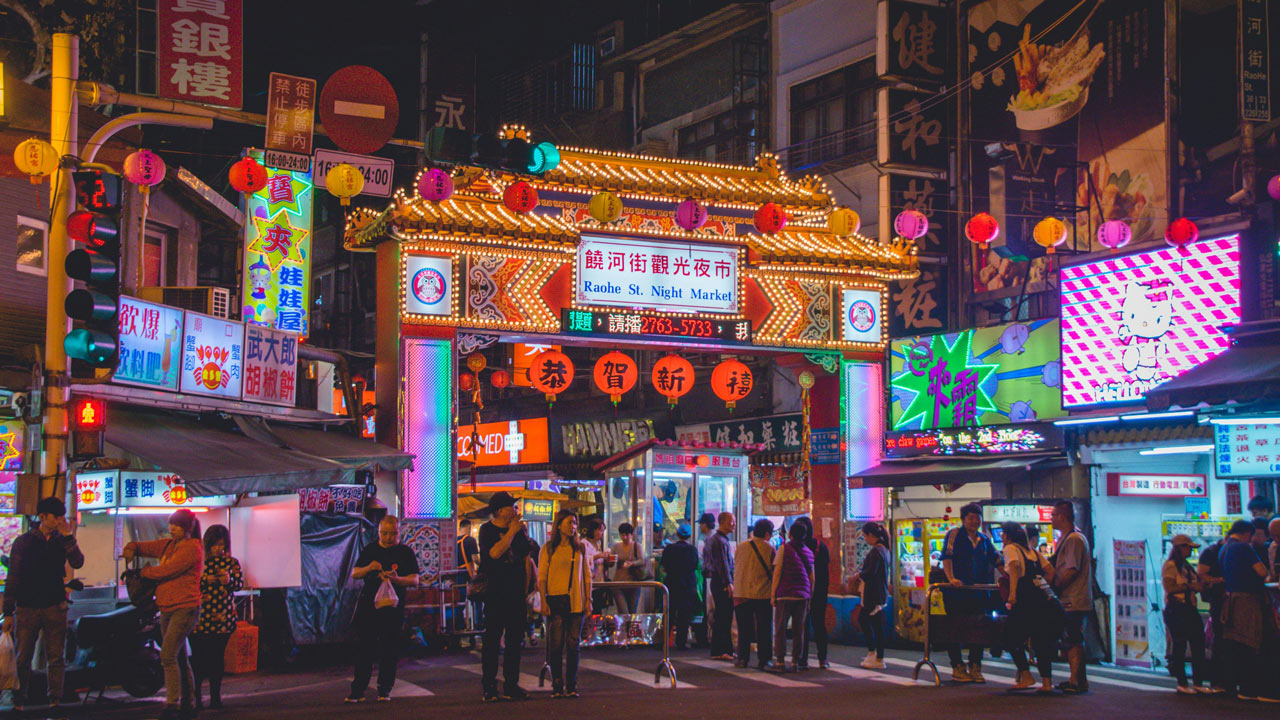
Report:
2,497,85,710
660,524,700,650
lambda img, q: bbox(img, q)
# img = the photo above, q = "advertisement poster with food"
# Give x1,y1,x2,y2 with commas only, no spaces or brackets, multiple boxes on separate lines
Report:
966,0,1166,293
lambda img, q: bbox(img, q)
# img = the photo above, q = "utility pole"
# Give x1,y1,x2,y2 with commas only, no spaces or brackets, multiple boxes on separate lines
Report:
41,33,77,502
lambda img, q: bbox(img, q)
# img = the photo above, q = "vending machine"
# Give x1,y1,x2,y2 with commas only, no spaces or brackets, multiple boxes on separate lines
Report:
893,517,960,643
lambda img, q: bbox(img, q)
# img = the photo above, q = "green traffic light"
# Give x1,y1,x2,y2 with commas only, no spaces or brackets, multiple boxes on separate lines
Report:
64,328,117,368
530,142,560,174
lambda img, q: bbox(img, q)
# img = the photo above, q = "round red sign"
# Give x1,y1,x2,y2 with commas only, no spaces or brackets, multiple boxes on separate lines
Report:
318,65,400,155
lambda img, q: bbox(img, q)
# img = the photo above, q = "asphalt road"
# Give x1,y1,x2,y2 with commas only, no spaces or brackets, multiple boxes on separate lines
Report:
8,643,1278,720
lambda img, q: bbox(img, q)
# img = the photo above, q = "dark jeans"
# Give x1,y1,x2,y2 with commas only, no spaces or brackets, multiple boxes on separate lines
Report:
1006,603,1055,679
800,594,829,664
14,604,67,705
470,599,486,630
1164,602,1205,686
773,599,808,665
190,632,232,701
710,583,734,656
734,599,772,666
671,602,694,649
481,596,527,692
1221,639,1262,698
350,607,404,697
860,603,886,659
546,612,584,690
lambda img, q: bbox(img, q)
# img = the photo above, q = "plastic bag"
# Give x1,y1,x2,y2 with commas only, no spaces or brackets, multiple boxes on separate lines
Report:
374,578,399,609
527,591,542,613
0,632,16,691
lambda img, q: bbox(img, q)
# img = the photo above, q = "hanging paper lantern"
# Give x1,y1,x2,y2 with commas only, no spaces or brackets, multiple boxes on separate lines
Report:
1097,220,1132,250
894,209,930,240
710,359,753,411
675,198,708,231
418,168,454,202
229,157,268,194
651,355,694,406
466,353,487,373
753,203,787,234
490,369,511,389
503,180,539,214
326,163,364,206
964,212,999,250
1033,217,1067,254
828,208,861,237
593,351,637,405
123,149,166,193
458,372,476,392
588,191,623,223
1165,217,1199,249
1268,174,1280,201
530,349,574,403
13,138,59,184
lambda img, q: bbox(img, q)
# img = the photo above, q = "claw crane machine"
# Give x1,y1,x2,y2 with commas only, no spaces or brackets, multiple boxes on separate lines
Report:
893,517,960,643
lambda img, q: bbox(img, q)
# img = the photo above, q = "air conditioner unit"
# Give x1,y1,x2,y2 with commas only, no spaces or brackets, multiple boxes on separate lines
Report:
138,286,232,319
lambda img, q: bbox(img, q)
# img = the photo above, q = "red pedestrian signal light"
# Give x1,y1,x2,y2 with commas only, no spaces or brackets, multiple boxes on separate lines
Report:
67,210,120,251
70,397,106,431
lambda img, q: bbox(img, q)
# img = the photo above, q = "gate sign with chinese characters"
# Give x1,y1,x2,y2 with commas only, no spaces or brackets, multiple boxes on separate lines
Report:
180,310,244,399
115,296,184,391
242,149,313,334
242,325,298,407
75,470,116,511
120,471,233,508
156,0,243,109
706,413,804,452
1215,422,1280,477
575,235,738,314
1107,473,1207,498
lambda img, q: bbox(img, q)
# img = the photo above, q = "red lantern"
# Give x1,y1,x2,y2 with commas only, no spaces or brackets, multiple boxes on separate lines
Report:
1165,217,1198,250
965,212,999,250
530,350,574,403
593,351,638,405
711,359,753,410
503,180,539,214
753,203,787,234
490,369,511,389
651,355,694,405
229,157,268,194
458,372,476,392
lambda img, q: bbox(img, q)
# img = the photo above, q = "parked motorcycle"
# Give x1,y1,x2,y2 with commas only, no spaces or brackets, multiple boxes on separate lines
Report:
64,578,164,701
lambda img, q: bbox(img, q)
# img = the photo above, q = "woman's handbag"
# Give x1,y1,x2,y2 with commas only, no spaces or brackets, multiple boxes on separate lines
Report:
122,541,171,609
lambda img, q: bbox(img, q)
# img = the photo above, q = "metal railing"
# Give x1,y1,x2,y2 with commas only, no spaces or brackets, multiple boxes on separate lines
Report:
537,580,678,688
912,583,1001,686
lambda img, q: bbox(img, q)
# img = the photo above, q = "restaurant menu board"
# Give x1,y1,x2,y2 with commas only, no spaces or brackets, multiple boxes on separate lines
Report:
1113,540,1152,669
1214,422,1280,477
180,311,245,399
115,296,184,391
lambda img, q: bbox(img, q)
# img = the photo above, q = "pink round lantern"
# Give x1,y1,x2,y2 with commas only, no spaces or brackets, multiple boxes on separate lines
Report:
675,198,707,231
418,168,454,202
1267,174,1280,201
123,149,166,194
894,209,929,240
1097,220,1132,250
1165,217,1199,249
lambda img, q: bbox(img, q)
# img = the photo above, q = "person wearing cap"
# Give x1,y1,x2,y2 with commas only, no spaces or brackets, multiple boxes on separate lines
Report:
1218,518,1271,701
661,523,701,650
1162,534,1208,693
477,491,535,702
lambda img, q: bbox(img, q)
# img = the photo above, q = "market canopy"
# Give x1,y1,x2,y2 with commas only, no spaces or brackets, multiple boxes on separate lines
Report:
263,422,415,472
847,457,1053,489
105,408,354,496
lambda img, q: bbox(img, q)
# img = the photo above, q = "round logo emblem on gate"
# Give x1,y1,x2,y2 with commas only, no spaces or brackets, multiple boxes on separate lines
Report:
411,267,447,306
849,300,876,332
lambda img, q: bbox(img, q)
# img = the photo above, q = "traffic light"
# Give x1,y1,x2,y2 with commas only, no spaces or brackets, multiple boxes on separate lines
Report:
424,127,560,175
64,170,123,369
69,396,106,460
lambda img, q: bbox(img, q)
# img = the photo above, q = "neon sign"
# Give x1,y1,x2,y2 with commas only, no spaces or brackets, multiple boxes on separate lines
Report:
884,423,1064,458
241,149,313,335
1060,235,1240,407
562,309,750,343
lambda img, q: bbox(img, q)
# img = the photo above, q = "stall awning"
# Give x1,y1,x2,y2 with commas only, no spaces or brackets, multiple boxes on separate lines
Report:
263,422,415,472
1147,342,1280,410
106,408,354,496
847,456,1053,489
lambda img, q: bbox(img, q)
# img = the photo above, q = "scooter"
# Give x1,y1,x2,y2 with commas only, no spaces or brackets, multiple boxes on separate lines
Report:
64,579,164,702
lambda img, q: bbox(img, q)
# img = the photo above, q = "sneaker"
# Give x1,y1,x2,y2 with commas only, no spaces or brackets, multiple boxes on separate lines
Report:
501,687,530,702
860,656,886,670
713,653,736,661
551,684,565,699
969,663,986,684
377,694,390,703
760,661,780,672
565,689,580,698
343,694,366,704
1206,686,1226,695
1176,685,1196,695
819,660,830,669
951,665,974,683
482,689,500,703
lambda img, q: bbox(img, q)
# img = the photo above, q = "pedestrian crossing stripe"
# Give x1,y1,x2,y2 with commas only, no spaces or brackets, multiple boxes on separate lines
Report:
678,658,821,688
580,658,697,689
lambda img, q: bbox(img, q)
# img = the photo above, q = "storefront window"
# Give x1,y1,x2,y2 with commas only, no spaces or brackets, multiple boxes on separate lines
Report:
652,471,693,549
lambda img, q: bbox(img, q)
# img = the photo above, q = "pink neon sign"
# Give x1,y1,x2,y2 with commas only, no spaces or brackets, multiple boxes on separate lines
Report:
1060,235,1240,407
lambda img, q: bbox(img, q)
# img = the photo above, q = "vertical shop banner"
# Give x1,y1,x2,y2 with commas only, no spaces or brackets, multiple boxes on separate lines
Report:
264,73,317,168
242,325,298,407
881,173,951,256
750,466,809,516
242,149,313,335
890,266,947,336
115,296,184,391
74,470,117,511
155,0,243,109
0,420,25,472
425,42,476,133
843,362,886,522
1113,539,1152,669
180,310,244,399
889,318,1064,430
878,89,947,170
1241,0,1271,121
879,1,952,86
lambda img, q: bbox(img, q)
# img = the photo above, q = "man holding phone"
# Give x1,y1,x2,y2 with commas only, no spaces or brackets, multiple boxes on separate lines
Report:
478,492,535,702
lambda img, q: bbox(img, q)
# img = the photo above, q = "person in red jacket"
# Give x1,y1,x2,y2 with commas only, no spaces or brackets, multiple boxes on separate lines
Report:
124,509,205,720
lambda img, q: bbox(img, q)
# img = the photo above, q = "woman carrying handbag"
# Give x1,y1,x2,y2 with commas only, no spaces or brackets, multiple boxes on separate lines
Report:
1000,522,1062,694
538,510,592,698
